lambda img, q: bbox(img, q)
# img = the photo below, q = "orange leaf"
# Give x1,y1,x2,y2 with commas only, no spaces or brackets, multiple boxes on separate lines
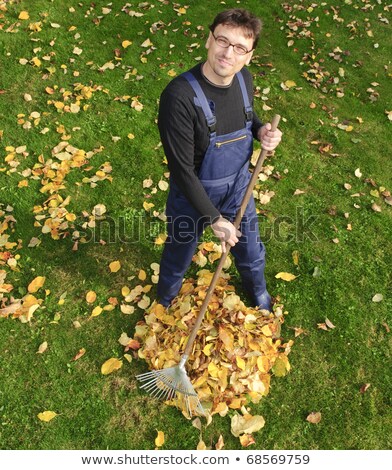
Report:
28,276,46,293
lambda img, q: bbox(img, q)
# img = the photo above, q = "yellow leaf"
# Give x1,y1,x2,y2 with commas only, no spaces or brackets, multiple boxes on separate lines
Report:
261,325,272,337
284,80,297,88
138,269,147,281
19,11,30,20
236,356,246,370
208,362,219,378
122,40,133,48
197,439,207,450
86,291,97,303
28,276,46,293
101,357,123,375
167,69,177,77
90,306,103,317
275,272,298,281
155,431,165,447
121,286,130,297
154,233,167,245
109,260,121,273
143,201,155,211
203,343,214,357
37,411,57,422
257,356,270,373
31,57,42,67
292,250,300,266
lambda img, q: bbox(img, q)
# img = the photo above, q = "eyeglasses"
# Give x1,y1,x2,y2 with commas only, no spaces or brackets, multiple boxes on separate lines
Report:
211,32,253,56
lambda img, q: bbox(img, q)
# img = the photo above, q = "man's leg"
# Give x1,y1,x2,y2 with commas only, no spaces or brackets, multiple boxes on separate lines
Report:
157,213,203,307
229,198,271,309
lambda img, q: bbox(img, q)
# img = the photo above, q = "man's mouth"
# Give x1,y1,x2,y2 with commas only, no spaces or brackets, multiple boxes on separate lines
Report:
217,57,233,67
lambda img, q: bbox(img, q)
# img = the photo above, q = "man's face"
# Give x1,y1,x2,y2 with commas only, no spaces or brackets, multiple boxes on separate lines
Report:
204,24,254,85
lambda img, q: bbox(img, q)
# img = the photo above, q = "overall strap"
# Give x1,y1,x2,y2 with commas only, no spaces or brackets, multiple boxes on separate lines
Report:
236,71,253,122
182,71,217,135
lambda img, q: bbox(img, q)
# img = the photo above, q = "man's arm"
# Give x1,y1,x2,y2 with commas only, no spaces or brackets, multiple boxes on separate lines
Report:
158,85,221,224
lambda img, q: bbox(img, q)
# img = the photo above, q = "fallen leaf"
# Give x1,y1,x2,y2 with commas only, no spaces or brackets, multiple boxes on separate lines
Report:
231,413,265,437
306,411,321,424
275,272,298,281
215,434,225,450
28,276,46,293
360,383,371,394
292,250,300,266
37,341,48,354
37,411,57,422
19,11,30,20
109,260,121,273
239,434,255,447
101,358,123,375
86,291,97,303
354,168,362,178
372,293,383,303
90,306,103,318
71,348,86,361
197,439,207,450
325,318,336,329
293,189,306,196
155,431,165,448
143,201,154,211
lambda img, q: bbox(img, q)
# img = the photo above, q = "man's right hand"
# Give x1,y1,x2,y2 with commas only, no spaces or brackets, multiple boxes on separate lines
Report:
211,217,242,253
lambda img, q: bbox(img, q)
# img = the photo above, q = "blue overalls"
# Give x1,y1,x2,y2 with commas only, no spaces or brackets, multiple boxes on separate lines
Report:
157,71,268,307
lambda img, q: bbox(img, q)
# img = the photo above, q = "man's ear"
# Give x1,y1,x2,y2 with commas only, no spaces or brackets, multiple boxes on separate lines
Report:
246,51,254,65
245,51,253,65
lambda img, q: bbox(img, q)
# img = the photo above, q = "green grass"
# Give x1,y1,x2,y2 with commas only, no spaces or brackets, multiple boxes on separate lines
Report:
0,0,391,450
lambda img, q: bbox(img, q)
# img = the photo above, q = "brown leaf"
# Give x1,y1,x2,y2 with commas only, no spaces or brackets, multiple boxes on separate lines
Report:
71,348,86,361
37,341,48,354
359,383,371,394
306,411,321,424
215,434,225,450
239,434,256,447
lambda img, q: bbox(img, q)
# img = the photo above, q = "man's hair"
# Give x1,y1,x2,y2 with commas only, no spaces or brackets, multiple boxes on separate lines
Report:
209,9,262,49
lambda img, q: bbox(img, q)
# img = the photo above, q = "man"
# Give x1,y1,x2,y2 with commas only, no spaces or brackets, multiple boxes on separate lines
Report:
157,9,282,310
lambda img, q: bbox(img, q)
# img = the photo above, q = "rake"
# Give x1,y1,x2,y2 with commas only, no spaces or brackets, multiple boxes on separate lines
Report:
137,115,281,416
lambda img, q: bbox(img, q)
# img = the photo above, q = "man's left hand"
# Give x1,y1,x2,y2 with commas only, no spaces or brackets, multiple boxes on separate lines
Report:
258,123,282,152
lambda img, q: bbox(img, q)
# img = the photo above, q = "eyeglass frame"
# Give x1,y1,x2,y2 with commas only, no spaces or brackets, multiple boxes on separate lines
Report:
210,31,254,56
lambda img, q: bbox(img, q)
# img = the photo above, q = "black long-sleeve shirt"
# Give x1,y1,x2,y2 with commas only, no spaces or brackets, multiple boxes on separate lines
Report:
158,63,263,223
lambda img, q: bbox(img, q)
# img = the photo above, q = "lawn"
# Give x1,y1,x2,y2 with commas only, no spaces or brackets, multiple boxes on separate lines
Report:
0,0,391,451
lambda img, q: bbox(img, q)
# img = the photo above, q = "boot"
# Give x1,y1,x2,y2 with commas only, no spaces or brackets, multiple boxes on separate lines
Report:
254,290,272,311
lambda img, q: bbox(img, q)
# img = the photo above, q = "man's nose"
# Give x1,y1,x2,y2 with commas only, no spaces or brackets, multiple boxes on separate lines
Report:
223,45,235,57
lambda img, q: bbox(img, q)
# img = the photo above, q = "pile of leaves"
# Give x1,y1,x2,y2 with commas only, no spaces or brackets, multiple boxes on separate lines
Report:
133,270,293,417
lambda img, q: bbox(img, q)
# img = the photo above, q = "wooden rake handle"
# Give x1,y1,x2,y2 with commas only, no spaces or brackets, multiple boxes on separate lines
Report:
183,114,281,357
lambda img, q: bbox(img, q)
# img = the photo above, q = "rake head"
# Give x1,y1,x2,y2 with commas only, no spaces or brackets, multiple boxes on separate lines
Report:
136,359,205,417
